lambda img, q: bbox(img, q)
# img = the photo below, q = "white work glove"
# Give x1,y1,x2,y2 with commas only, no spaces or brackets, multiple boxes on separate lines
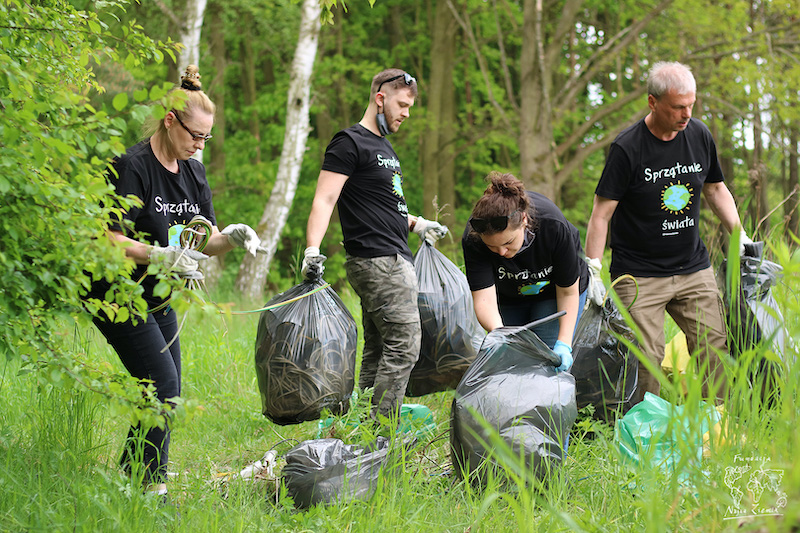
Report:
413,216,449,245
221,224,266,257
739,228,753,257
586,257,605,307
301,246,327,280
149,245,208,275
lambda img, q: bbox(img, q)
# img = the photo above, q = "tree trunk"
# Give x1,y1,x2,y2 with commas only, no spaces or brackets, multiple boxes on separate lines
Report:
788,127,799,236
748,105,769,233
239,20,261,164
206,0,226,183
235,0,322,301
519,0,555,200
421,0,457,225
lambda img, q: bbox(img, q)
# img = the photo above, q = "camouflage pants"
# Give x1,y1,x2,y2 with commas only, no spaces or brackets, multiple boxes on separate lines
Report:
345,254,420,419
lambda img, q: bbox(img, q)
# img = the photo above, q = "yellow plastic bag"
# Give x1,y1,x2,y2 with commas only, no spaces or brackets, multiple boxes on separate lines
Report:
662,330,690,374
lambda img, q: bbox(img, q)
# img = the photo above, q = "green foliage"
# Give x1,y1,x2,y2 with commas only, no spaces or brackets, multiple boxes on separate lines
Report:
0,0,195,419
2,252,799,530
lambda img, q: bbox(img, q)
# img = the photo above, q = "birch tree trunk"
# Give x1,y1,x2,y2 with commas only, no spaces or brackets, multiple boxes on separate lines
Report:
234,0,322,300
199,0,226,288
178,0,208,164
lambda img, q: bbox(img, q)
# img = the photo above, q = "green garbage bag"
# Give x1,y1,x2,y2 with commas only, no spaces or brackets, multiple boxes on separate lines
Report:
396,404,436,438
316,403,436,439
615,393,720,481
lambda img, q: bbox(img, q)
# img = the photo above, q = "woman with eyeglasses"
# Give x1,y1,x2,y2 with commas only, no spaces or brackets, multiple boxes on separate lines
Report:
87,65,263,500
462,172,589,372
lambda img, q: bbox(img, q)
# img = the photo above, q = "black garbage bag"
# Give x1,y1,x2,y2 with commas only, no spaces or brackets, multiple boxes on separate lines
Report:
408,241,485,397
255,278,357,425
571,298,639,419
450,317,577,484
282,437,398,508
719,241,786,358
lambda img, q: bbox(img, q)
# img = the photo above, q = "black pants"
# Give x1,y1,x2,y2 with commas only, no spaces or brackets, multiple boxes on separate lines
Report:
93,308,181,485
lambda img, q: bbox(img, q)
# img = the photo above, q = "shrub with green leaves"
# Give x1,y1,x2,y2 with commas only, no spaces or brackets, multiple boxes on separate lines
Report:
0,0,183,415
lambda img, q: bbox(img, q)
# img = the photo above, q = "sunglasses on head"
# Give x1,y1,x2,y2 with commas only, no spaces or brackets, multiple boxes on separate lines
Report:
469,209,521,233
377,72,416,93
171,110,213,142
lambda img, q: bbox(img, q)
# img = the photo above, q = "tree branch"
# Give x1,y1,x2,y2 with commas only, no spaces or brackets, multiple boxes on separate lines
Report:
554,110,644,185
557,0,674,109
544,0,582,69
687,21,800,56
152,0,187,33
446,0,512,130
703,93,787,148
554,85,647,158
534,0,552,133
493,0,519,111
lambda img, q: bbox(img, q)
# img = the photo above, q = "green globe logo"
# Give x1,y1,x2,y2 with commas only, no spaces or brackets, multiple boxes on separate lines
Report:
392,172,405,198
661,183,692,214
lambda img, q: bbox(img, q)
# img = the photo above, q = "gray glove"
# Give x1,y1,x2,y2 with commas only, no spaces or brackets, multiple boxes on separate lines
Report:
301,246,326,280
149,245,208,275
413,216,449,245
221,224,265,257
586,257,605,307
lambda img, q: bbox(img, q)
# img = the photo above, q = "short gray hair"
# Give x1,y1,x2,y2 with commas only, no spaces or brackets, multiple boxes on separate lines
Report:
647,61,696,97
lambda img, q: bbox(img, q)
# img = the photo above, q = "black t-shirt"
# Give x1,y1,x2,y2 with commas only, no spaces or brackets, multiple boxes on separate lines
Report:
462,191,589,304
91,140,216,304
596,118,724,278
321,124,412,261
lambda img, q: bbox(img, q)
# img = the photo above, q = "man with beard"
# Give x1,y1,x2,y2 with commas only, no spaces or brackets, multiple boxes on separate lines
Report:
302,69,447,421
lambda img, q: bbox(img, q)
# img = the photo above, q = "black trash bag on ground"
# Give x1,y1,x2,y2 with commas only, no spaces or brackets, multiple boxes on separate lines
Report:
282,436,401,508
255,278,357,425
408,241,485,397
571,298,639,419
450,317,577,484
719,241,786,358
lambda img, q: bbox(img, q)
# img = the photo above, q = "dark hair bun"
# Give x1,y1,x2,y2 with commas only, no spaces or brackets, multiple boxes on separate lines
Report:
486,171,525,198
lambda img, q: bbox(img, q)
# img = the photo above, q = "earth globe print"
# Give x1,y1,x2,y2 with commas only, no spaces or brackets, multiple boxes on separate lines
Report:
392,172,405,197
663,183,691,213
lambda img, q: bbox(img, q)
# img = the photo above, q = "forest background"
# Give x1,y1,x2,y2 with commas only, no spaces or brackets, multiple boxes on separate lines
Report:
74,0,800,298
2,1,800,530
3,0,800,461
3,0,800,451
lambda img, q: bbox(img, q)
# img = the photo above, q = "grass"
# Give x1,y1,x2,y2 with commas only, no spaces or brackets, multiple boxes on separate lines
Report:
0,250,798,532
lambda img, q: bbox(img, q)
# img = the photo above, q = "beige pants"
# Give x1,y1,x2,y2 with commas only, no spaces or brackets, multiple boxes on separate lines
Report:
612,267,728,402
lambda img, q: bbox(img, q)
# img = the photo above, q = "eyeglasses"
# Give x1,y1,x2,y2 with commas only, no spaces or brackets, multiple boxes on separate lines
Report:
377,72,416,93
469,209,520,233
171,110,213,142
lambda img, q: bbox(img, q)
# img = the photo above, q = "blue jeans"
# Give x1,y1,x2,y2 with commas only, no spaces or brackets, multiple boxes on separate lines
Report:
499,290,587,348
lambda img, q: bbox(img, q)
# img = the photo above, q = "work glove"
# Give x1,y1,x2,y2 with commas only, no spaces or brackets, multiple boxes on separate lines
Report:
739,228,753,257
221,224,266,257
413,216,449,245
301,246,327,280
553,340,574,373
149,245,208,276
586,257,605,307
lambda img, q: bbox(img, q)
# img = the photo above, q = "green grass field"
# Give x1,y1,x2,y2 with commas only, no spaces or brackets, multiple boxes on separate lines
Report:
1,253,798,532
